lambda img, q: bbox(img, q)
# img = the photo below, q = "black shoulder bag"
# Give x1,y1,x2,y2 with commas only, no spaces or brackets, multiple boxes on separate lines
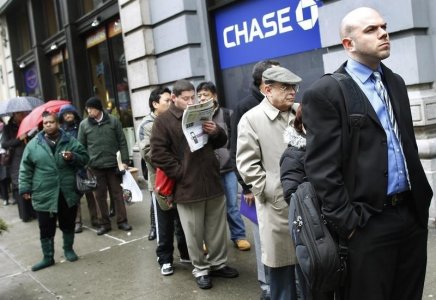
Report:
288,72,367,293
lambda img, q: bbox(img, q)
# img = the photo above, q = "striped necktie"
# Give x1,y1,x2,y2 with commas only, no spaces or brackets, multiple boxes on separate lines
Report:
373,71,401,143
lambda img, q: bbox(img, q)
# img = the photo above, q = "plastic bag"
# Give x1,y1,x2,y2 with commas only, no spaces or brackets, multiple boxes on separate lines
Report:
122,170,143,203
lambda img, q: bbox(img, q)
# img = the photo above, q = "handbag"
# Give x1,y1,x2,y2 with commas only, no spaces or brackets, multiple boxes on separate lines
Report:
0,148,12,166
154,168,175,211
155,168,175,197
76,168,97,194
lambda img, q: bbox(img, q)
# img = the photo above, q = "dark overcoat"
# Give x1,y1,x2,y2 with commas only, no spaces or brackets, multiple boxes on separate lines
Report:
302,62,433,239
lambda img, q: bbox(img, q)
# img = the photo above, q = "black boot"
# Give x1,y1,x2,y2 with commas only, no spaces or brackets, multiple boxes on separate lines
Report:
32,238,55,271
63,232,78,262
148,203,156,241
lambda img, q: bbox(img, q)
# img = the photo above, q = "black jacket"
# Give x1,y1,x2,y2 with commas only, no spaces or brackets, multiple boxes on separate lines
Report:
230,85,264,193
280,126,306,205
302,62,433,238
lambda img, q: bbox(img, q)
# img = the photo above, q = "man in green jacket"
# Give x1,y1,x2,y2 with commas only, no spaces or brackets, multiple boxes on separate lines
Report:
78,97,132,236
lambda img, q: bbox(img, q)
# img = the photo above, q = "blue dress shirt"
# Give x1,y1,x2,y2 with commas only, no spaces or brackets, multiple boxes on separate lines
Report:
345,59,409,195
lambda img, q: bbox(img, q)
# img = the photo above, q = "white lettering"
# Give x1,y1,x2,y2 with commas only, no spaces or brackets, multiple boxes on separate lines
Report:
277,7,293,33
223,26,236,48
249,18,264,42
263,12,277,38
221,2,318,49
234,21,249,46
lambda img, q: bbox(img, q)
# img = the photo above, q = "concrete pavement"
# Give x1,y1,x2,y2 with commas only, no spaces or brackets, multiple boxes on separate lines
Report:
0,189,260,300
1,188,436,299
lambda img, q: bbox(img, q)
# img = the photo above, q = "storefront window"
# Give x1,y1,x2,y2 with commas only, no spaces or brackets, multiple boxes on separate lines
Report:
86,27,114,113
109,21,132,127
50,49,69,99
85,18,132,127
7,5,31,57
81,0,106,15
42,0,58,39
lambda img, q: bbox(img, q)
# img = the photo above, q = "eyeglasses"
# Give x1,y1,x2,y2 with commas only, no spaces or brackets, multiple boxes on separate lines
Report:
277,84,299,93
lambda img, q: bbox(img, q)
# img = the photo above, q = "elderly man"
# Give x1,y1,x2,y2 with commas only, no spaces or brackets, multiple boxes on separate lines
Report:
78,97,132,236
302,7,432,300
237,66,301,299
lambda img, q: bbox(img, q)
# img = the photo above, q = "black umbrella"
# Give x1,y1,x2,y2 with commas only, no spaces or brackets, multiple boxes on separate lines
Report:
0,96,44,117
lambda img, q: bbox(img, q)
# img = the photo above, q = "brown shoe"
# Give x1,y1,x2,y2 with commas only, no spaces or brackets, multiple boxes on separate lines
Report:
234,239,251,251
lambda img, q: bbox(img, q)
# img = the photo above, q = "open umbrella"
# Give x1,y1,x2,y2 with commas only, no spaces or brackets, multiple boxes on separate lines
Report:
0,96,44,117
17,100,71,138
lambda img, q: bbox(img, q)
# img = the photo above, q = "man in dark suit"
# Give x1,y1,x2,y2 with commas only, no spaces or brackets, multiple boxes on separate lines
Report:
302,7,432,300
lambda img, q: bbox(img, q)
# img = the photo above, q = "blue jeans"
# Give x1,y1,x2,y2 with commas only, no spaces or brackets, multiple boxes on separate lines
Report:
221,171,246,241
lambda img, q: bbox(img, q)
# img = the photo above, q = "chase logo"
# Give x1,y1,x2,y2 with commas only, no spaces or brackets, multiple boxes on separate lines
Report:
214,0,322,69
296,0,319,30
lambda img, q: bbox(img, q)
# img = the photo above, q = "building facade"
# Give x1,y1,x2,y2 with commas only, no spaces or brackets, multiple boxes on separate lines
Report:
0,0,435,224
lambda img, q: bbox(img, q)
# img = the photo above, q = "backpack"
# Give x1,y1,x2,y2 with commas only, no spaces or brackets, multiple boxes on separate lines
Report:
289,72,367,292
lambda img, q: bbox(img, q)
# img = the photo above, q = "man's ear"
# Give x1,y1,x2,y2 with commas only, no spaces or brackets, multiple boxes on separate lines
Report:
342,37,354,51
171,93,177,103
152,101,159,109
263,84,272,95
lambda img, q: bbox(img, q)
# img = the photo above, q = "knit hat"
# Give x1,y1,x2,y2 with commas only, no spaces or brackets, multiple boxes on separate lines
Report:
262,66,302,85
85,97,103,111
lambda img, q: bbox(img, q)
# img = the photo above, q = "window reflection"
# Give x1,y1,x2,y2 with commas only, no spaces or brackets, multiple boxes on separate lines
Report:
50,49,69,99
81,0,105,15
85,19,132,127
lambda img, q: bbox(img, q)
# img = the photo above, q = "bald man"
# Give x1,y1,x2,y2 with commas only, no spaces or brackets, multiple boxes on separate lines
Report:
302,7,432,300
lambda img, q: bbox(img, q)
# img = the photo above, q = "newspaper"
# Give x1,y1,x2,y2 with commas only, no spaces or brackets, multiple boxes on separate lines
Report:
182,99,215,152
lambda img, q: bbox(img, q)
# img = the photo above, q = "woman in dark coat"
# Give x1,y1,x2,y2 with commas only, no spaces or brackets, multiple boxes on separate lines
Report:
279,105,332,300
280,105,306,205
19,111,89,271
59,103,98,233
1,112,35,220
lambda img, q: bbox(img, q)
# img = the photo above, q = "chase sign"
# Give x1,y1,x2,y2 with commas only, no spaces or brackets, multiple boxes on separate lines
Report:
214,0,322,69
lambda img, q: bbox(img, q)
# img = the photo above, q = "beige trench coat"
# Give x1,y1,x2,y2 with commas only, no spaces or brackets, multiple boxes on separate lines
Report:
236,98,298,268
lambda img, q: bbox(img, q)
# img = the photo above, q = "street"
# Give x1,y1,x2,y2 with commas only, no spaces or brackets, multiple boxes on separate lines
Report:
1,188,436,299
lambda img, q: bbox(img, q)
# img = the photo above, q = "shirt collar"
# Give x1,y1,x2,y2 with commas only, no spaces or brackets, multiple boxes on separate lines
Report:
261,98,293,124
347,58,382,84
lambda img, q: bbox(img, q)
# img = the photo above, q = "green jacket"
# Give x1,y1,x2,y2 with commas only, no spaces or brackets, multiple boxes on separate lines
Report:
78,112,129,168
19,130,89,212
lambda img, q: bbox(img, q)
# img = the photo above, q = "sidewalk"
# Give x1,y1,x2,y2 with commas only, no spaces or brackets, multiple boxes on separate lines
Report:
0,190,260,300
1,190,436,299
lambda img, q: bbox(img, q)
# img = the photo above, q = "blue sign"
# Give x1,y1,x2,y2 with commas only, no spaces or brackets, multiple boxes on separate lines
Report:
24,65,39,94
214,0,322,69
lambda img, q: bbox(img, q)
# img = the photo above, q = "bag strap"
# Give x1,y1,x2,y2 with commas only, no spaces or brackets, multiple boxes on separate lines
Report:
328,72,367,194
326,72,368,274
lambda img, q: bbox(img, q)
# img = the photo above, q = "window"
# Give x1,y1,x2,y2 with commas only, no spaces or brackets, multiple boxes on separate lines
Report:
50,49,69,99
42,0,58,39
81,0,105,15
7,5,31,57
85,18,132,127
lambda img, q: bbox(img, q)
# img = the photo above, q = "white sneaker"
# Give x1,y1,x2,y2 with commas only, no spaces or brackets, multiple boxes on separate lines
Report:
161,263,174,276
